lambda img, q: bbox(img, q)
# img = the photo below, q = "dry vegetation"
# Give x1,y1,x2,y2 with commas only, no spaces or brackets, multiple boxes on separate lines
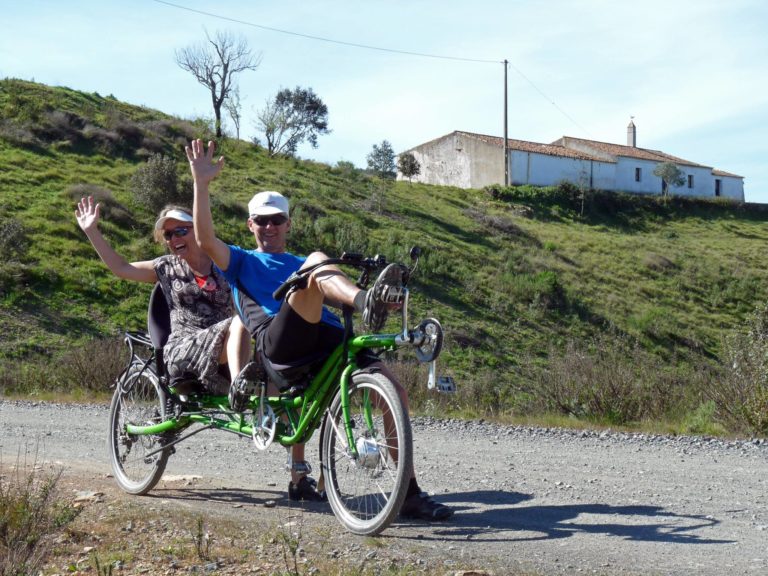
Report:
1,463,485,576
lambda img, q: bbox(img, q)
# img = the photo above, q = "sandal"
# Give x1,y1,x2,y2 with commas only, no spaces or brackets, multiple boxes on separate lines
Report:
288,476,327,502
399,492,454,521
361,263,405,332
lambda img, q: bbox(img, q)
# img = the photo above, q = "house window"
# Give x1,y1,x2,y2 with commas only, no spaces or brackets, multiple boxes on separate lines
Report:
635,167,641,182
715,179,721,197
688,174,694,188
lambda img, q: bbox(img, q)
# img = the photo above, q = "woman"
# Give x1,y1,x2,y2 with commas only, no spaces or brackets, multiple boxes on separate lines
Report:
75,196,250,394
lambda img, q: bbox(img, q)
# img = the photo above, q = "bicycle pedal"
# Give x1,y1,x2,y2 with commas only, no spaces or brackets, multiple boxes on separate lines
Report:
229,362,264,412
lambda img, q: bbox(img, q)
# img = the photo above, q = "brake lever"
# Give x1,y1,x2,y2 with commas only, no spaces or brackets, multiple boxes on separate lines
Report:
272,270,304,301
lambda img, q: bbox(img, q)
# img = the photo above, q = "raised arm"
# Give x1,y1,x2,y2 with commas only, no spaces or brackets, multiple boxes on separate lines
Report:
75,196,156,283
187,139,231,271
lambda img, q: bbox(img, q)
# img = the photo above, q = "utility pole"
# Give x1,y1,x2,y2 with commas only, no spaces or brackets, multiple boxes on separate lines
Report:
503,59,509,186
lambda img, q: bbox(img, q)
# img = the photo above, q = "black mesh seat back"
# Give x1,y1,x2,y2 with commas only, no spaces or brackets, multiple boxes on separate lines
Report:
148,283,171,349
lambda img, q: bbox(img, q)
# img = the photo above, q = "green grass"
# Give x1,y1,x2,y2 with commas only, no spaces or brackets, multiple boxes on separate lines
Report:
1,78,768,434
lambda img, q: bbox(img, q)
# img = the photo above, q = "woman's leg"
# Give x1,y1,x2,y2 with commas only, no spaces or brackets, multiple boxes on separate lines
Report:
220,315,251,381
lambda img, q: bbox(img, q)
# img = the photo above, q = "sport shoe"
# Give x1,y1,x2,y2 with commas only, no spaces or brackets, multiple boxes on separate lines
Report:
229,361,263,412
399,492,454,521
361,263,405,332
288,476,327,502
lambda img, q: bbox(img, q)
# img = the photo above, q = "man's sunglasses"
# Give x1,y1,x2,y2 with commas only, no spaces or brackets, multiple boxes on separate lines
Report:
163,226,192,241
252,214,288,227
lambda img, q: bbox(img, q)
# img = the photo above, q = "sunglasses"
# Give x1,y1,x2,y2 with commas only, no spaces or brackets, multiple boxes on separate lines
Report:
252,214,288,227
163,226,191,241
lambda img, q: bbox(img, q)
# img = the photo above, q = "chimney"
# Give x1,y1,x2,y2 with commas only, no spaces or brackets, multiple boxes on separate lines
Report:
627,117,636,147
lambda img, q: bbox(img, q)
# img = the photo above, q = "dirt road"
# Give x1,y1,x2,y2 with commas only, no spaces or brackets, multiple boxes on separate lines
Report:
2,400,767,575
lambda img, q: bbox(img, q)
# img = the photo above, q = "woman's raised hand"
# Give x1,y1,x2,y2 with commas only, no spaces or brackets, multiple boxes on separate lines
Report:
75,196,100,232
186,139,224,185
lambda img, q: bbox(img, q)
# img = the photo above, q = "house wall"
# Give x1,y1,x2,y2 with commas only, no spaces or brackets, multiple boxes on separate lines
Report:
673,166,718,198
510,152,615,190
403,135,471,187
401,133,503,188
615,159,744,200
615,159,715,196
716,176,745,201
615,158,661,194
464,135,504,188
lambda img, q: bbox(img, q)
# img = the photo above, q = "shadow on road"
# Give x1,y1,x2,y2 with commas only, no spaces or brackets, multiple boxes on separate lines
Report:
148,486,328,512
146,485,733,547
394,490,733,545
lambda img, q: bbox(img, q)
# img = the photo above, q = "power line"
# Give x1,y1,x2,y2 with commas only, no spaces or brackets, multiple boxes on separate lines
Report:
505,61,592,137
152,0,500,64
152,0,589,137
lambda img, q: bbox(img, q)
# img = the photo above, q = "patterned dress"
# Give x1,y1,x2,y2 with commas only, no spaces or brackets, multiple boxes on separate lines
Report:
153,255,234,394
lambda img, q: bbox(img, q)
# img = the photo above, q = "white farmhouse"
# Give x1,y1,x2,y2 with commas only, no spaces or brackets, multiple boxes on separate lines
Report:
398,121,744,201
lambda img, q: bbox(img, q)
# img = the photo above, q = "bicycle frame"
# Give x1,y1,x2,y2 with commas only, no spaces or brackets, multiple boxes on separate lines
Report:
122,315,406,458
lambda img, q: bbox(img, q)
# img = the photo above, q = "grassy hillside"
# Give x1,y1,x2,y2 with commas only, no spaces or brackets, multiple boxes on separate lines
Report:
2,79,767,432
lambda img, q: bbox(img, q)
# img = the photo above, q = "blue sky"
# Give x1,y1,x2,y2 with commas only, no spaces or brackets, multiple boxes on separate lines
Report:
3,0,767,202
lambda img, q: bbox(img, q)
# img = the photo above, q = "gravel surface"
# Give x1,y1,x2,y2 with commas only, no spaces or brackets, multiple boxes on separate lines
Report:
2,399,767,575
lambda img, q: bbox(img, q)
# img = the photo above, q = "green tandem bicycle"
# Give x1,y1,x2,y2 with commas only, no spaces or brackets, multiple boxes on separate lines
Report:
107,248,445,535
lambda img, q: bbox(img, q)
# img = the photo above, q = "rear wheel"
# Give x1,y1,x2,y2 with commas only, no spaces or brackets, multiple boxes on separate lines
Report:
321,371,412,535
108,362,170,495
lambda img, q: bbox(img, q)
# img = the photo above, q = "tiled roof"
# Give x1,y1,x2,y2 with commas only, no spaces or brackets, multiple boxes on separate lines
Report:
712,168,743,178
455,131,603,161
552,136,709,168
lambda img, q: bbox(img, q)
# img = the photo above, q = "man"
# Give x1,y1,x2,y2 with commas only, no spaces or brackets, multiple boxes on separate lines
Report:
187,139,453,520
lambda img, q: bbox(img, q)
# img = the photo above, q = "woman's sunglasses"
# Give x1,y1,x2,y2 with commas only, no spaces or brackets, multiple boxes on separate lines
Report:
252,214,288,227
163,226,192,241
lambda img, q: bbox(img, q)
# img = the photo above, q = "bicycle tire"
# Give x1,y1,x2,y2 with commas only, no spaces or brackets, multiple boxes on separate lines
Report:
107,361,170,495
321,370,413,535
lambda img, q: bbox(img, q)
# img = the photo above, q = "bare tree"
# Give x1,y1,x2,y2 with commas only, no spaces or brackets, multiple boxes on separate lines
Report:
175,30,261,138
224,84,243,140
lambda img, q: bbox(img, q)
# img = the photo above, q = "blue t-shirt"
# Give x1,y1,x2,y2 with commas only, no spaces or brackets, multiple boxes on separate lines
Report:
220,245,342,332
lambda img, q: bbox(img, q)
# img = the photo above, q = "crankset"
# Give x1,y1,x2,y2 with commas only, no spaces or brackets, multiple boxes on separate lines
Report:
414,317,443,363
251,403,277,450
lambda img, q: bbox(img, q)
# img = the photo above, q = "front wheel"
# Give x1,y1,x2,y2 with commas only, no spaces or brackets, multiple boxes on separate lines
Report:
108,361,170,495
321,370,413,535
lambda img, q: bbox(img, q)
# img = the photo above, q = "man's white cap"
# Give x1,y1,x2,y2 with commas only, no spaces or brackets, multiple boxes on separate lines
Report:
248,191,289,217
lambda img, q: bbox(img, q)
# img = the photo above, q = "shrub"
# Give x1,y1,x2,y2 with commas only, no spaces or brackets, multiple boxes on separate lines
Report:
360,182,389,215
526,332,688,425
333,160,359,179
57,335,127,392
710,303,768,435
130,153,189,212
0,460,78,576
81,123,121,155
0,218,29,262
33,110,85,144
643,253,676,273
484,184,505,200
505,270,564,310
66,184,135,229
0,119,41,148
113,119,144,149
628,306,668,340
